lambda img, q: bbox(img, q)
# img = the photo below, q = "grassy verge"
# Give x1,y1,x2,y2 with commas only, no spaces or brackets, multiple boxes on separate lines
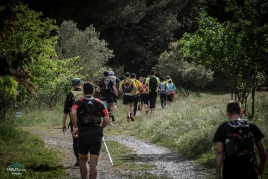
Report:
0,123,64,179
101,140,161,178
106,92,268,178
3,92,267,178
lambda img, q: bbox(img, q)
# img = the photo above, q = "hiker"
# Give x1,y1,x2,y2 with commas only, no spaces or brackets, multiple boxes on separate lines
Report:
213,100,266,179
145,70,160,112
137,76,144,111
166,79,176,105
159,77,168,108
140,78,149,113
119,72,136,121
71,82,109,179
108,71,120,122
166,75,176,100
62,78,83,166
96,71,118,123
131,73,142,116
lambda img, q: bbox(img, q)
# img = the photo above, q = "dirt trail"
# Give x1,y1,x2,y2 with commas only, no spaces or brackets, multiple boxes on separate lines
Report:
27,126,213,179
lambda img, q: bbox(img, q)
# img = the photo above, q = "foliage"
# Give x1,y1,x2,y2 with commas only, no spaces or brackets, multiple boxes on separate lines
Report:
177,0,268,118
56,20,114,81
0,1,57,94
19,0,218,76
0,2,82,120
157,42,213,89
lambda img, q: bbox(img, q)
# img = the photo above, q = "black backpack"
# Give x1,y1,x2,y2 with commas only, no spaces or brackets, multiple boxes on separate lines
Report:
149,76,157,91
77,97,102,126
101,78,113,96
223,120,255,159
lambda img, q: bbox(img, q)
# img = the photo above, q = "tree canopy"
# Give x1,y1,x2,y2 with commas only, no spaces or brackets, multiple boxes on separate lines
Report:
177,0,268,118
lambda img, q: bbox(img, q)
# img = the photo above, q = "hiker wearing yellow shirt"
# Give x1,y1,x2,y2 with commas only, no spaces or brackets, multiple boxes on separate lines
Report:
145,70,160,112
131,73,142,116
119,72,136,122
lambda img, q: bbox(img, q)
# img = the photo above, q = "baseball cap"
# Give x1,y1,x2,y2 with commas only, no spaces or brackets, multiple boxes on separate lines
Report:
71,78,82,85
108,71,114,75
125,72,130,77
103,71,109,76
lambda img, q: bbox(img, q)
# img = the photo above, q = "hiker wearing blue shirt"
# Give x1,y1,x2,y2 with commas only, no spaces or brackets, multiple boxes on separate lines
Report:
166,79,176,105
158,77,168,108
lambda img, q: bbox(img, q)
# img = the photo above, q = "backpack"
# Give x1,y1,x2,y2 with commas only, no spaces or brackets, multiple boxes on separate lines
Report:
77,97,102,126
122,79,133,93
223,120,255,159
140,84,148,94
159,82,167,93
71,89,84,104
168,83,175,92
149,77,157,91
101,78,113,96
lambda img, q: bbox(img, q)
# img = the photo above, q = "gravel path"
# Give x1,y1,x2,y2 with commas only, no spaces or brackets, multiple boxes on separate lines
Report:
27,128,213,179
106,136,211,179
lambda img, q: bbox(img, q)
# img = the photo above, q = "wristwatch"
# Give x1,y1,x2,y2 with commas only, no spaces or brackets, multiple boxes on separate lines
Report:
73,126,78,130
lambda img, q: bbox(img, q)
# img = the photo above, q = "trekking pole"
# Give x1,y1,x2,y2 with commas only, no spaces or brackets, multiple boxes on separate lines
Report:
117,100,121,125
102,137,114,165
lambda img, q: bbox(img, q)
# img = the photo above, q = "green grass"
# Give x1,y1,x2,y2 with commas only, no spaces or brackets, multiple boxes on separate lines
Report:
107,92,268,178
0,124,64,179
2,91,268,178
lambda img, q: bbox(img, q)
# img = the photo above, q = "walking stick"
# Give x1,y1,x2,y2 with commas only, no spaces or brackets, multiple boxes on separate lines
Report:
117,100,121,125
102,137,114,165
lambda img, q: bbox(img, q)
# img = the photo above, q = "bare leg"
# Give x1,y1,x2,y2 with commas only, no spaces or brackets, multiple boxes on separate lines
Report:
89,154,99,179
125,104,129,117
79,153,89,179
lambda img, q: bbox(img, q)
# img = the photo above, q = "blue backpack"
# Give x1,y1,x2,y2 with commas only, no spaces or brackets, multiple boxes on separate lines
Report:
159,82,167,94
168,83,175,92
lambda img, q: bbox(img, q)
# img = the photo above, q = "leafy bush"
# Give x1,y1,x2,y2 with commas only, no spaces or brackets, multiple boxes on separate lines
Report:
157,42,213,90
56,20,114,81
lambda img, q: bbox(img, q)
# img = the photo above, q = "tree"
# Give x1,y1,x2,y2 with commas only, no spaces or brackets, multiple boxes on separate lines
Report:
56,20,114,81
0,1,81,118
178,0,268,119
157,42,213,90
0,1,57,94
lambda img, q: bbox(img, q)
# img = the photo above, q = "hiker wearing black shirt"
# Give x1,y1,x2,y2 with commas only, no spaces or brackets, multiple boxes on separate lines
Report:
96,71,118,119
62,78,83,166
71,82,109,179
213,100,266,179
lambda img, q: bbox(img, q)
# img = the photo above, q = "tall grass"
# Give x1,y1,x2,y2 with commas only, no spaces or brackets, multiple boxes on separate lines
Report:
132,92,268,177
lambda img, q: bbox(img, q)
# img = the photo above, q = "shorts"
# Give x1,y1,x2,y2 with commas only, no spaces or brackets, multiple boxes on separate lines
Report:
112,95,117,103
101,97,113,110
167,94,174,102
78,129,102,156
140,94,149,105
123,95,134,105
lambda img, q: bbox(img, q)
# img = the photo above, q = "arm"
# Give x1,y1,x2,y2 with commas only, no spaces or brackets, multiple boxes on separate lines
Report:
215,142,224,179
70,108,78,138
102,116,109,129
112,85,118,96
255,139,266,175
62,93,72,132
62,113,68,132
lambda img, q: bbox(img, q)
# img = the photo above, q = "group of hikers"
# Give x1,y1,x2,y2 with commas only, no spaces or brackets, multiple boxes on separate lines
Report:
61,70,266,179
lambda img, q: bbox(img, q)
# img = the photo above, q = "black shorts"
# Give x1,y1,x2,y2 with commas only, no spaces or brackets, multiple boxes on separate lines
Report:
167,94,174,102
78,127,103,156
101,97,113,110
112,95,117,103
140,94,149,105
123,95,134,105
